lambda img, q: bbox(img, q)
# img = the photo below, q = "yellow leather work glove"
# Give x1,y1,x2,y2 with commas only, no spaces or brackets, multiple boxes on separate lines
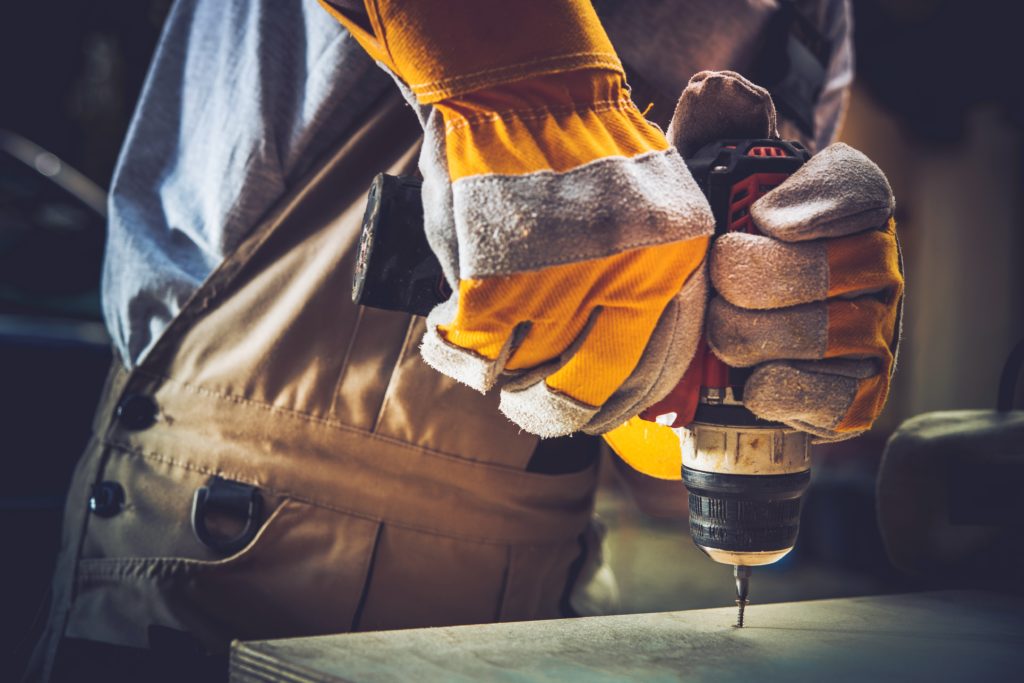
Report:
322,0,715,437
605,71,903,478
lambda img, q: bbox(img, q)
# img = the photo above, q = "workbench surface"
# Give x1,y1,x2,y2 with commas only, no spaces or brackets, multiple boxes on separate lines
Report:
230,591,1024,682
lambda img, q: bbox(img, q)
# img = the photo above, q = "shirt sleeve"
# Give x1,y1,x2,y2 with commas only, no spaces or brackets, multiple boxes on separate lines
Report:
812,0,854,149
103,0,392,366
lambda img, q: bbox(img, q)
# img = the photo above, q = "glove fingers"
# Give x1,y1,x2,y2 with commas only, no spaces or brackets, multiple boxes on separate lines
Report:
711,222,901,310
828,218,903,300
546,304,663,407
583,261,707,434
420,294,523,393
667,70,778,158
744,359,888,440
500,304,663,438
707,298,825,367
708,296,897,368
750,143,895,242
424,257,605,392
503,311,596,373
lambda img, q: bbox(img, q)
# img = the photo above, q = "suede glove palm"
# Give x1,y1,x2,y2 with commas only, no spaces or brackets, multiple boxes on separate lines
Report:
323,0,715,437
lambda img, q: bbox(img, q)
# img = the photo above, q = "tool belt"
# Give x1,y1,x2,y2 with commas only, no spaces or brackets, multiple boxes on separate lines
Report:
29,91,598,680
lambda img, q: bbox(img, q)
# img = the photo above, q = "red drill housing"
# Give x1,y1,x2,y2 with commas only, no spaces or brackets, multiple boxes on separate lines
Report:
641,138,810,428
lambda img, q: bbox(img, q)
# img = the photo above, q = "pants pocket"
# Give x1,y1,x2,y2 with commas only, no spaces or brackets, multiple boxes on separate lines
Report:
67,469,380,652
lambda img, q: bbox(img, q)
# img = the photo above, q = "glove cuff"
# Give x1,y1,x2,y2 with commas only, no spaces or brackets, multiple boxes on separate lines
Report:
319,0,623,104
435,70,714,279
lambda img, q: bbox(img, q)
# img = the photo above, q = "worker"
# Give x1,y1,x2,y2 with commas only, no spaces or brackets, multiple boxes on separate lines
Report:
25,1,901,681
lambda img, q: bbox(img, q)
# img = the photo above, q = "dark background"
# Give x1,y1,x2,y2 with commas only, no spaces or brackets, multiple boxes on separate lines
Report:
1,0,1022,677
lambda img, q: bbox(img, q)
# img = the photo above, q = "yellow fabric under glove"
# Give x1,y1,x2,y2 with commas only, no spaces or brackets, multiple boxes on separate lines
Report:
603,416,684,481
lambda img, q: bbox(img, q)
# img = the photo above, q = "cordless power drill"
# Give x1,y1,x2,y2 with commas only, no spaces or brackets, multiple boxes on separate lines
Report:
638,138,811,626
352,138,811,626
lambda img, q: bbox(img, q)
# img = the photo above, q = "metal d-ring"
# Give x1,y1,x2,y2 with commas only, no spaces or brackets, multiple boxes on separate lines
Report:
191,476,264,555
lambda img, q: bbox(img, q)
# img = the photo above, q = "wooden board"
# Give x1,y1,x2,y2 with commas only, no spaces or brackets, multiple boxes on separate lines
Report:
230,591,1024,682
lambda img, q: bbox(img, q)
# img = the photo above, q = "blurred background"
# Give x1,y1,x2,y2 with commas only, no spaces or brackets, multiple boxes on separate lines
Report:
1,0,1021,673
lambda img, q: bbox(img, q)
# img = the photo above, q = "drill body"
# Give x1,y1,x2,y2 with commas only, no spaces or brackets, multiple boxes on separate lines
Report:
654,138,813,621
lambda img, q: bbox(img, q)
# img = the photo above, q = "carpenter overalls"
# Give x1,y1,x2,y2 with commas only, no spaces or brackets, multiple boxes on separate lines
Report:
29,91,598,681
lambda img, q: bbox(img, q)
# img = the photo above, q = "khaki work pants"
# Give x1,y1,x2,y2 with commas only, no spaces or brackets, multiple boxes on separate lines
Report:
29,92,598,681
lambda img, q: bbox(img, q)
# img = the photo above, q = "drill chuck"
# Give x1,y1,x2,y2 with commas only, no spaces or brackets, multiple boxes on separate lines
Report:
680,418,811,566
683,464,809,565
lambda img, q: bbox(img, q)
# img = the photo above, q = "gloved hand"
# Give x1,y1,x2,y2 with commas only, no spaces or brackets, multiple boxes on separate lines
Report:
605,71,902,478
322,0,715,437
702,79,901,441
